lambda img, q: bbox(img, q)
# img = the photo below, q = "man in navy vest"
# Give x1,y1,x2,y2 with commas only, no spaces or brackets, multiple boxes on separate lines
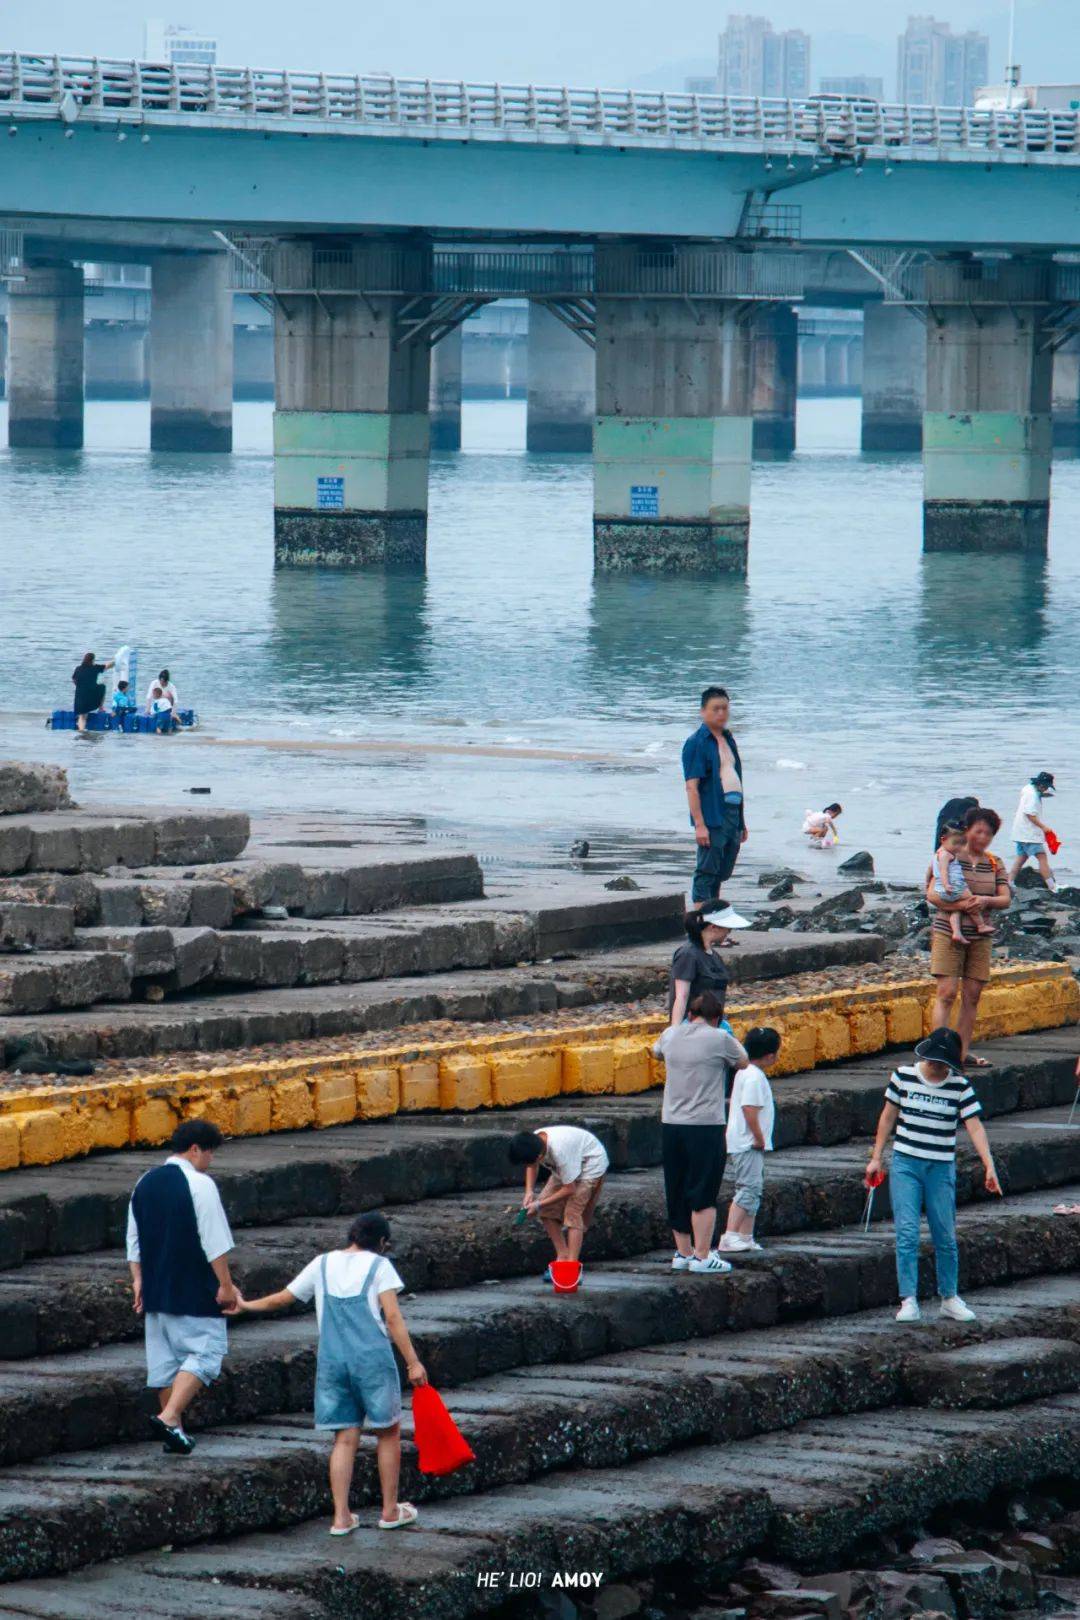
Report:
127,1118,237,1455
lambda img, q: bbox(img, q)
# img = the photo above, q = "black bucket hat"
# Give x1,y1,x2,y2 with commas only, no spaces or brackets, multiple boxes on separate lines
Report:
1033,771,1055,795
914,1028,964,1073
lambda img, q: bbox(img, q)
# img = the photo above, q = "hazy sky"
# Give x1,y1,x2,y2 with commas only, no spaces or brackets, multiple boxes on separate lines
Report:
5,0,1075,96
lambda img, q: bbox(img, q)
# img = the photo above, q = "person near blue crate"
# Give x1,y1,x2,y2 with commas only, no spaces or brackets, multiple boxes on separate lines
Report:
865,1026,1001,1326
145,667,178,714
111,680,138,721
71,651,114,732
148,684,178,734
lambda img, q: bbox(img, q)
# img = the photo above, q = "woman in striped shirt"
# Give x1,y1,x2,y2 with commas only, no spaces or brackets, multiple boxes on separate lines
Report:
866,1026,1001,1325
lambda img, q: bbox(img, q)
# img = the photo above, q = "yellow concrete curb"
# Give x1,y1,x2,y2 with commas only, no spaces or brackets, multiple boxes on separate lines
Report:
0,961,1075,1168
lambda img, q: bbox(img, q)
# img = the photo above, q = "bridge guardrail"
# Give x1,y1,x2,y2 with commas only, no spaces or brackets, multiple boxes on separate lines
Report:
2,52,1080,154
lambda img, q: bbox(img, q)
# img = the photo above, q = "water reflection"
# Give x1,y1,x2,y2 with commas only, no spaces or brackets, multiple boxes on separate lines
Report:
269,571,431,701
916,554,1049,678
586,575,752,716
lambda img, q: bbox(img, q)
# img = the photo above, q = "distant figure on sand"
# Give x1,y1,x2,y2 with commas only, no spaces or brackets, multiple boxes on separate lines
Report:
803,803,842,847
1009,772,1058,893
682,686,748,930
72,651,115,731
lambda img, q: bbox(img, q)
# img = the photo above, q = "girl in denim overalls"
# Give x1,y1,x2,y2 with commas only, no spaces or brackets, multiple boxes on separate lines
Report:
233,1210,427,1533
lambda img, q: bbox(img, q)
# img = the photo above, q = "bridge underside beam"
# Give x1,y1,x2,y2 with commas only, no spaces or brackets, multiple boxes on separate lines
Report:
7,263,84,449
593,291,754,575
150,253,233,451
923,259,1053,554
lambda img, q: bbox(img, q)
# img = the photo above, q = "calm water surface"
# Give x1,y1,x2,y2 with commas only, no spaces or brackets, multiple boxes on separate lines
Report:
1,396,1078,886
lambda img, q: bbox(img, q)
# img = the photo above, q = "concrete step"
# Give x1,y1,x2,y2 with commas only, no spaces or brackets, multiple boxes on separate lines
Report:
4,1384,1078,1614
0,951,131,1017
1,1115,1076,1361
0,1275,1074,1584
0,905,74,953
0,927,884,1066
0,1028,1074,1265
0,810,249,876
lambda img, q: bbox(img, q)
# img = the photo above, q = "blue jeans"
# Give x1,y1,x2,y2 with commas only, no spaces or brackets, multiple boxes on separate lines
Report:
889,1152,959,1300
691,799,743,903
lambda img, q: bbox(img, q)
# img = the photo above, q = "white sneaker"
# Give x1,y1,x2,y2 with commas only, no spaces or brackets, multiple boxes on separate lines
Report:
689,1252,733,1273
895,1297,922,1322
940,1295,977,1322
671,1253,691,1272
717,1232,753,1252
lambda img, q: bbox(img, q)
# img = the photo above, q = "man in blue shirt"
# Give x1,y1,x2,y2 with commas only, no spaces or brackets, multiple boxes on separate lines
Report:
682,686,748,927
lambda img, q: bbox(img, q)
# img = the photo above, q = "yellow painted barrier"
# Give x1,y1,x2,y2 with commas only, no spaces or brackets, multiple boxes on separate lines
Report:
0,961,1075,1168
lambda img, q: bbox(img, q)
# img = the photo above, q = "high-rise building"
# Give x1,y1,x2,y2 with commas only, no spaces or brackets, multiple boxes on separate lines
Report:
143,20,218,66
896,16,988,106
818,74,885,100
717,15,812,99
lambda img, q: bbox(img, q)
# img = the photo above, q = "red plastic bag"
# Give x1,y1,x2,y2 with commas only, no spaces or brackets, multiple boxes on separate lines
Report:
411,1384,476,1476
1046,828,1061,855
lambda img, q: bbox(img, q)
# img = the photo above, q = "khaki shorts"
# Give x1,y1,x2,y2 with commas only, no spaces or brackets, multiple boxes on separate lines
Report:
930,930,993,983
543,1176,605,1232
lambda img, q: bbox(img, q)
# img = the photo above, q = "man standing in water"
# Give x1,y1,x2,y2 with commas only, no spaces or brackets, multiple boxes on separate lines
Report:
682,687,748,942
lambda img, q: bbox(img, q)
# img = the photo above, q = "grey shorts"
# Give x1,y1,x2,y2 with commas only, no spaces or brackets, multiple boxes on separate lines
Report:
729,1147,766,1216
145,1311,227,1388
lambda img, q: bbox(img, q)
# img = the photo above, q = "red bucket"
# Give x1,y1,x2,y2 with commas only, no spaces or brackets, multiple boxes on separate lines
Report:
550,1260,582,1293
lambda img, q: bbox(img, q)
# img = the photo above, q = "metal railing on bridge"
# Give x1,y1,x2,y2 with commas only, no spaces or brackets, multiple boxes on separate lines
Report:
3,52,1080,156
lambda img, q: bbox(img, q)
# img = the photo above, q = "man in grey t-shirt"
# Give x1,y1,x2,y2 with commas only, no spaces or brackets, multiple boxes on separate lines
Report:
652,992,747,1273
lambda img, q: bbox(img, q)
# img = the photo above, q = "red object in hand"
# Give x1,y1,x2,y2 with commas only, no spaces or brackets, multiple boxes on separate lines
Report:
411,1384,476,1476
864,1168,886,1189
1046,828,1061,855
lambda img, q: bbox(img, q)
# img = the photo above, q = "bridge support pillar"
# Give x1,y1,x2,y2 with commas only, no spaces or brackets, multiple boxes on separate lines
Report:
593,285,753,575
861,303,924,451
273,251,430,568
150,254,233,451
85,324,147,400
7,263,84,449
923,259,1053,553
429,326,462,450
751,304,797,457
526,304,594,451
1051,334,1080,452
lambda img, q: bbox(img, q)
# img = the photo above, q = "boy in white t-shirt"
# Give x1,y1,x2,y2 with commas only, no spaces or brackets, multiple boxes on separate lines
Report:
1008,771,1057,892
230,1210,427,1535
508,1124,610,1269
718,1026,782,1253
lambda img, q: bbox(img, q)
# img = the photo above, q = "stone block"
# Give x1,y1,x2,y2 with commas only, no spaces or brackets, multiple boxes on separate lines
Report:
76,927,175,978
153,812,250,865
234,1088,273,1136
490,1049,562,1106
186,883,236,930
270,1079,314,1132
438,1053,492,1111
165,928,219,991
216,932,262,983
136,881,191,926
562,1043,616,1096
811,1013,851,1064
0,902,74,950
130,1097,179,1145
189,1089,237,1135
58,1108,93,1160
27,822,80,872
299,868,347,917
0,823,31,875
887,996,925,1047
399,1060,440,1112
16,1109,65,1165
357,1066,400,1119
312,1072,357,1128
904,1336,1080,1408
296,935,345,986
87,1102,132,1152
849,1007,887,1055
341,935,387,982
612,1038,653,1093
0,761,71,814
0,1116,19,1170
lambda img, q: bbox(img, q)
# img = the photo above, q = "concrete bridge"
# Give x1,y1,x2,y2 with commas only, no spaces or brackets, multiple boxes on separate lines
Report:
4,52,1080,571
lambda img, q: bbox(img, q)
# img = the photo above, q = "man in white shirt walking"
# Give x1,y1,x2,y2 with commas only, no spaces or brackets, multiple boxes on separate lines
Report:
127,1119,238,1455
1008,771,1057,891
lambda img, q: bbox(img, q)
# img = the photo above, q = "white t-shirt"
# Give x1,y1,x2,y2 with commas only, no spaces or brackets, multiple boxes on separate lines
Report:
286,1249,404,1334
125,1153,234,1264
540,1125,609,1185
726,1064,776,1154
1011,783,1045,847
145,679,177,713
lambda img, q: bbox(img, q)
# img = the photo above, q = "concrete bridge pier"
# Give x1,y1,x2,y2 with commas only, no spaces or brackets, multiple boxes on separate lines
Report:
526,304,594,451
593,269,753,574
6,263,84,449
150,253,233,451
923,259,1053,553
751,304,797,457
273,243,430,568
84,324,147,400
861,302,924,451
1051,334,1080,451
429,326,462,450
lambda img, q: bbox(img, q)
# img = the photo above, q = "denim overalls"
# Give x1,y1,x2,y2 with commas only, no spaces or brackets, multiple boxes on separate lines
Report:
313,1253,402,1432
